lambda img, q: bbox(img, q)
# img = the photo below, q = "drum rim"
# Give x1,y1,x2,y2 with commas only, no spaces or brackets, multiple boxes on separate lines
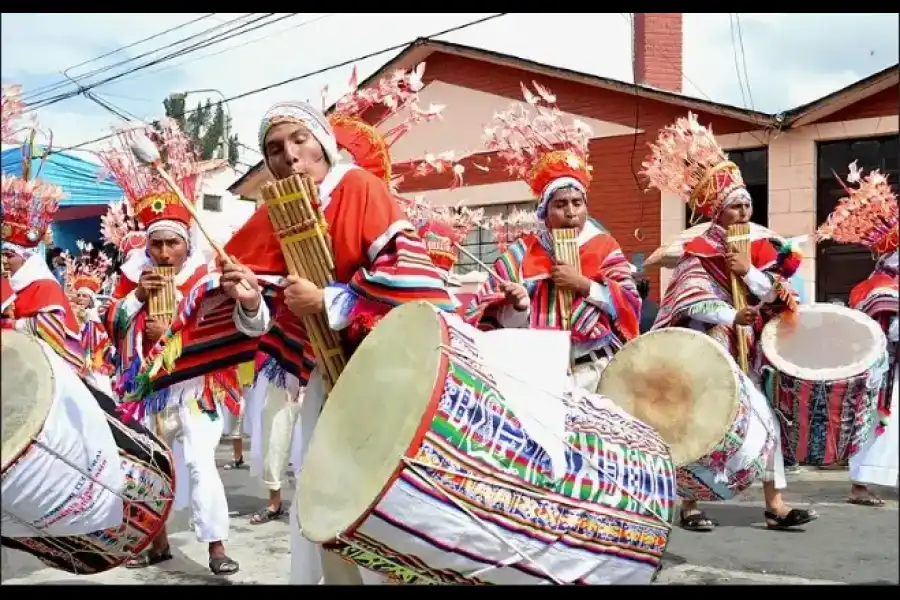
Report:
297,301,448,543
761,302,888,382
1,330,57,472
598,327,742,467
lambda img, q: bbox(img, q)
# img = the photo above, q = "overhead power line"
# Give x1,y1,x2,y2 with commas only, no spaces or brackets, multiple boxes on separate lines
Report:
43,13,509,157
20,13,225,103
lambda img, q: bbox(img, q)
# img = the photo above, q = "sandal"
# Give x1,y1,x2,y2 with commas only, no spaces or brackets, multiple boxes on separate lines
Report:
679,510,716,532
764,508,818,530
847,494,885,507
223,457,246,470
250,503,284,525
209,554,240,575
126,545,173,569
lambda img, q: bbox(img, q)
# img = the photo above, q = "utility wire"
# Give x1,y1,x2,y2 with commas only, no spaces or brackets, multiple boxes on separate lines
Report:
42,13,509,157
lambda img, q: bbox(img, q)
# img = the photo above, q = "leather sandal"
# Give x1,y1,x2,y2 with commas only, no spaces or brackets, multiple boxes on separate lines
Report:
209,554,240,575
764,508,818,530
679,510,716,532
126,545,173,569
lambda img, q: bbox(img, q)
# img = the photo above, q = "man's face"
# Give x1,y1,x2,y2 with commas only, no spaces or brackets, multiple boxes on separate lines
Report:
147,231,188,269
263,122,330,182
546,187,588,230
717,196,753,228
75,291,93,309
1,250,25,275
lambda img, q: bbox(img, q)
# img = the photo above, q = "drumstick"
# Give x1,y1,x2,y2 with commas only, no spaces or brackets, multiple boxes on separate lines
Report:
454,243,505,283
128,132,252,292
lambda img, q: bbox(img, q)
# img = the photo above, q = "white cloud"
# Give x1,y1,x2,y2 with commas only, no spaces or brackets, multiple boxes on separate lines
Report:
2,12,897,173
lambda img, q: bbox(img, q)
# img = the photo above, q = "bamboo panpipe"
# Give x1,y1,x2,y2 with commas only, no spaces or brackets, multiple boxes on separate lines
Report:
148,265,176,321
727,222,752,374
552,228,582,330
260,173,347,392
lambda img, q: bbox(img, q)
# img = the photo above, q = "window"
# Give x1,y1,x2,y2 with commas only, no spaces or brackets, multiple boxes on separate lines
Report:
456,202,537,274
815,135,898,302
202,194,223,212
684,147,769,228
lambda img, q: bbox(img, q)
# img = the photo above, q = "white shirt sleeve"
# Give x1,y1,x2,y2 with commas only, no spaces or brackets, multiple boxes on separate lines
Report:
232,295,272,337
496,300,531,328
119,290,145,321
889,315,899,343
742,266,777,304
583,281,616,318
691,304,738,327
323,283,355,331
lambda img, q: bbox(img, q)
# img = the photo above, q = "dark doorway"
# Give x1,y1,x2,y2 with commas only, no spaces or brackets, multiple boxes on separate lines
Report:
816,135,899,303
684,147,769,228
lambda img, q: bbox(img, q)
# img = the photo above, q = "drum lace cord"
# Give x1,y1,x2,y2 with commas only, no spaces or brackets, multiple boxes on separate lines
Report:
1,508,86,572
436,344,674,530
2,436,169,566
401,459,566,585
332,535,442,585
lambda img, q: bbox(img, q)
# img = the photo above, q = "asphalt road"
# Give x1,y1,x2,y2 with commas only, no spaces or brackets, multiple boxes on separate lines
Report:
2,443,897,585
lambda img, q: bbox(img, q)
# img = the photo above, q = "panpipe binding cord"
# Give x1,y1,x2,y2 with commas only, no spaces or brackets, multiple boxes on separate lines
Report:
727,223,751,374
261,174,347,391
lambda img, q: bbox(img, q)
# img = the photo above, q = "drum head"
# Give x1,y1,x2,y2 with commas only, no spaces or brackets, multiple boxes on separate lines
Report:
1,330,56,471
597,328,740,466
298,301,444,543
762,303,887,382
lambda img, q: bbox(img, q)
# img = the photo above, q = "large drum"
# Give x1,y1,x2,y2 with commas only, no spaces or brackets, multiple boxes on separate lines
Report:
597,328,777,502
1,329,175,575
760,302,888,466
297,302,676,585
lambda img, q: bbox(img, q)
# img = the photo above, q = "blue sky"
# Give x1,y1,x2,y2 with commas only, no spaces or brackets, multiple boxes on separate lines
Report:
2,13,897,172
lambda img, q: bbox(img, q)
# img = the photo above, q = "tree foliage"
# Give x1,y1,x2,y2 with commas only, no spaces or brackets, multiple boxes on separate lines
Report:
161,94,239,167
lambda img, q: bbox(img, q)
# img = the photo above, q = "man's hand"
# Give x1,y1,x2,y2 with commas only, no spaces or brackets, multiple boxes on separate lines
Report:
135,267,167,303
144,316,169,343
733,306,759,327
284,275,325,318
2,304,14,319
499,280,529,311
725,252,751,277
550,265,592,296
220,256,260,311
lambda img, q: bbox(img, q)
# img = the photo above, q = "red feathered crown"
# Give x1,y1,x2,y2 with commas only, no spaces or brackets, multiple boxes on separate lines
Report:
482,82,593,202
1,107,65,250
63,240,112,295
401,198,484,272
325,63,444,186
100,199,145,259
641,112,749,222
816,161,899,255
96,119,199,231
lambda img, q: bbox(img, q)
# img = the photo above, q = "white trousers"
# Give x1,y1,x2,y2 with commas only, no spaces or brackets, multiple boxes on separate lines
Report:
288,370,386,585
159,395,230,543
253,379,300,492
850,364,899,488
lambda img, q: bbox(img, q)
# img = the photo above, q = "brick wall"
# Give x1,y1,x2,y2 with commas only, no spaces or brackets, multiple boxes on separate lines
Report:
633,13,683,92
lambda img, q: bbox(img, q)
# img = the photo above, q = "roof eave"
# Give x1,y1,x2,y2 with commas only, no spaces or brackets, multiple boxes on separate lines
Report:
785,65,899,128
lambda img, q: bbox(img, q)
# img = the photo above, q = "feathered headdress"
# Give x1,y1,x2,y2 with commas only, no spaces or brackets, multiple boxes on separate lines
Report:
63,240,112,296
482,82,593,219
96,118,200,232
2,108,65,251
816,161,898,256
641,112,749,223
1,84,27,144
325,63,446,187
488,208,543,252
100,199,146,260
400,196,484,271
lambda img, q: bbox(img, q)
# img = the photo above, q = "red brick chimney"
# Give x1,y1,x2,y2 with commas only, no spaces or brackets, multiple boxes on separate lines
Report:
632,13,683,93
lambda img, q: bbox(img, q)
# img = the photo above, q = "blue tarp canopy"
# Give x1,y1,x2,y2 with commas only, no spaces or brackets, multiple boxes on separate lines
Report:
1,144,123,207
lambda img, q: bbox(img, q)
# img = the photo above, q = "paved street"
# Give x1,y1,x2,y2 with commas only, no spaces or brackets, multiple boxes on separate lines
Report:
2,443,897,585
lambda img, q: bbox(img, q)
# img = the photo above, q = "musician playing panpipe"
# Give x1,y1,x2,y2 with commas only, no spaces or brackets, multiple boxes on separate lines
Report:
643,112,817,533
466,84,641,392
816,162,899,505
98,119,270,576
221,91,458,584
